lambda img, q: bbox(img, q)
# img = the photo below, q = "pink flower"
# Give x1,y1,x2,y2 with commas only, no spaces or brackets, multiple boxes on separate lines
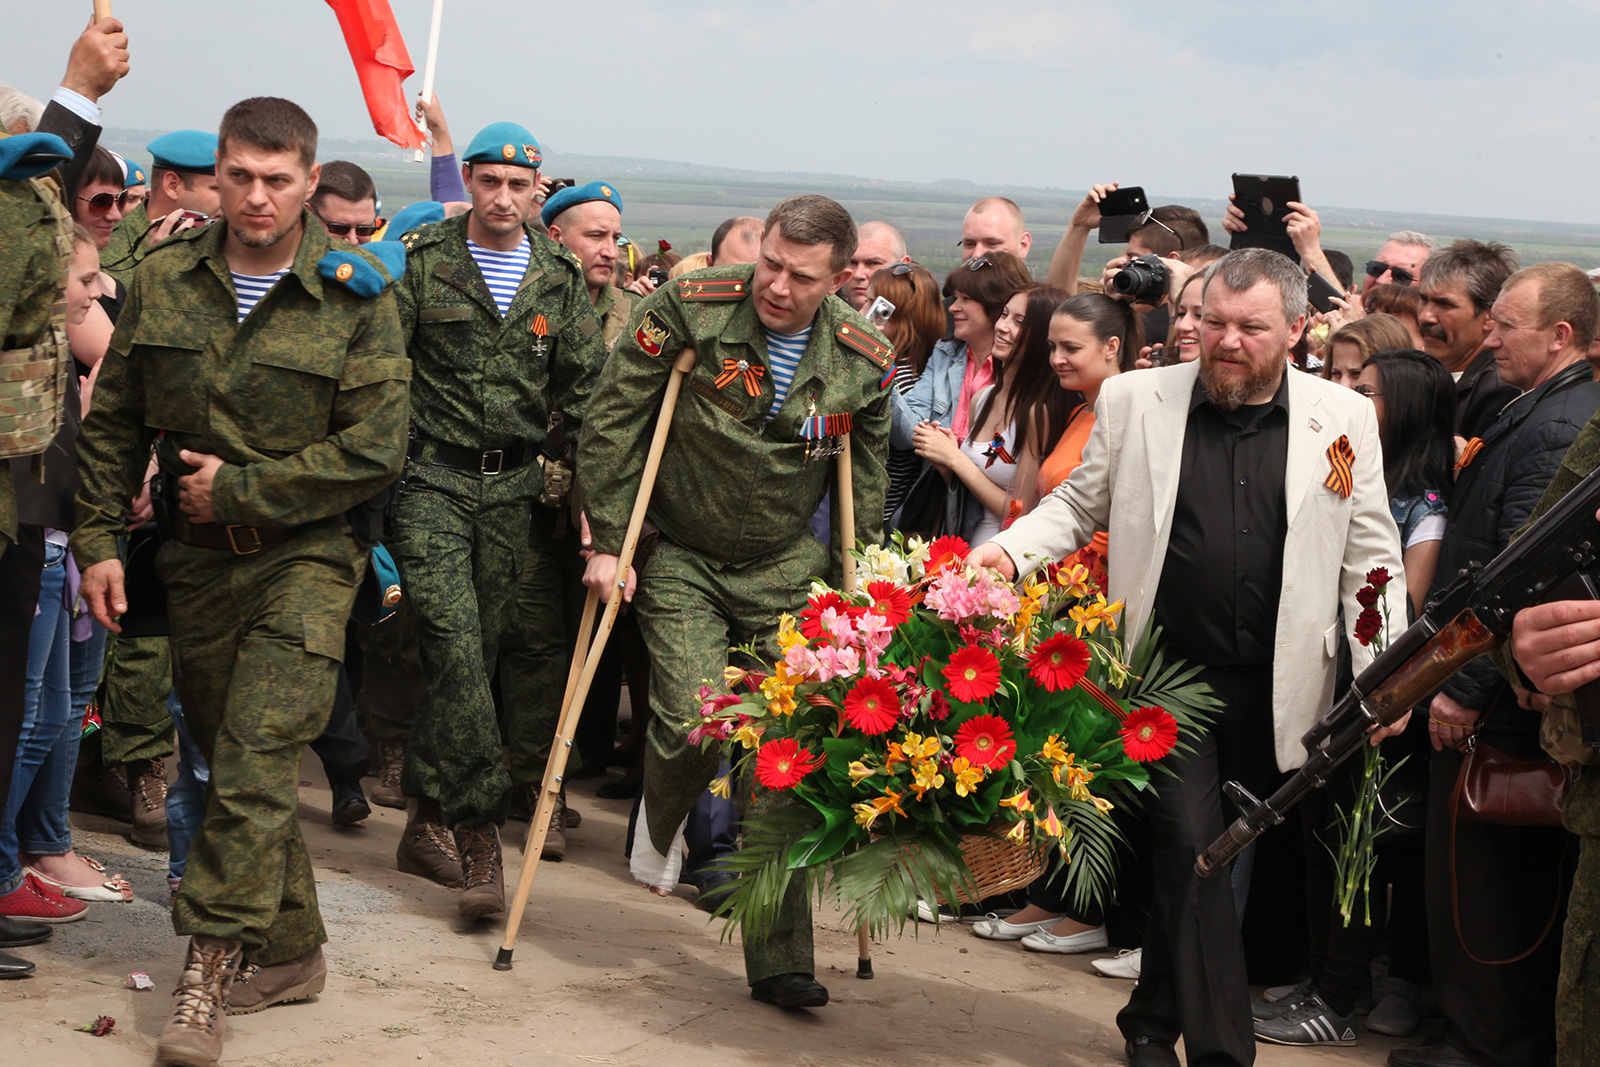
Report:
812,643,862,682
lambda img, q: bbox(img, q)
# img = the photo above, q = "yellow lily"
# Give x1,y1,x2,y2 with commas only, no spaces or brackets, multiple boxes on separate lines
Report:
998,788,1033,814
909,758,945,800
950,757,984,797
708,773,731,799
1041,735,1069,765
732,722,766,750
848,760,876,784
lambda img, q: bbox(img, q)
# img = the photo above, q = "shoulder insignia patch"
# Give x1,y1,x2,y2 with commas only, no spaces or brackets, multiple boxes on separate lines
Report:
635,309,671,355
677,278,746,301
836,323,894,371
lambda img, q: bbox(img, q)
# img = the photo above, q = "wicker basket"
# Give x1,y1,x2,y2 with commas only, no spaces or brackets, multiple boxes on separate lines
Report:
935,824,1045,905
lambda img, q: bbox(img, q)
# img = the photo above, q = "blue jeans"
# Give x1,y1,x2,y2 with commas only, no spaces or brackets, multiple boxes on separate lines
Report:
166,694,209,888
20,622,107,859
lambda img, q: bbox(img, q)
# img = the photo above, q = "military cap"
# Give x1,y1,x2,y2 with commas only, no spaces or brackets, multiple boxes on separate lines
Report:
461,122,541,169
0,132,71,181
110,150,146,188
147,129,218,175
540,180,622,228
385,200,445,240
318,241,406,298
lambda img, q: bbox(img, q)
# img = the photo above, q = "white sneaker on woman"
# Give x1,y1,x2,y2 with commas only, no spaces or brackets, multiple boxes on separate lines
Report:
970,913,1060,940
1020,924,1109,954
1091,948,1142,979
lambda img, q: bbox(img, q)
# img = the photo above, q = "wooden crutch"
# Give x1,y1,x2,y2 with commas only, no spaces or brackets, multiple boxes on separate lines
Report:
833,435,874,980
495,346,698,970
93,1,113,19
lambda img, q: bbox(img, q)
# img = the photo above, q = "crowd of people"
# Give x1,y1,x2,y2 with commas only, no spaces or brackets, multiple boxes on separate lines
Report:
2,16,1599,1067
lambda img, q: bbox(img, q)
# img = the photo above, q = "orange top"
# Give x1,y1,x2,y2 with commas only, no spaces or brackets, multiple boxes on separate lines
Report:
1037,405,1109,590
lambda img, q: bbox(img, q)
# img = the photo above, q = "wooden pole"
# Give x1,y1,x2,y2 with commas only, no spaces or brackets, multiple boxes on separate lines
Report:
92,0,113,20
835,435,873,979
496,347,699,970
412,0,444,162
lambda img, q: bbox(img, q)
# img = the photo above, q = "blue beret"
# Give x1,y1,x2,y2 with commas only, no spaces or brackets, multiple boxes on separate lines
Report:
0,133,71,182
540,180,623,228
319,241,407,298
386,200,445,239
461,122,541,168
147,129,217,175
109,151,145,188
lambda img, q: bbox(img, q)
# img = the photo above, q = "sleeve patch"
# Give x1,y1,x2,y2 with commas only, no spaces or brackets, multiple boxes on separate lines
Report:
836,323,894,371
635,309,672,356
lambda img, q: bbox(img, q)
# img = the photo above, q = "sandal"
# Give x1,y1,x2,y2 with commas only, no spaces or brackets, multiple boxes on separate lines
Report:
25,855,135,903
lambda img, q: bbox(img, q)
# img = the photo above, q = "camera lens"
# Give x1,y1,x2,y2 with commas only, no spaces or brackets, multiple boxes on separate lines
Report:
1111,254,1169,302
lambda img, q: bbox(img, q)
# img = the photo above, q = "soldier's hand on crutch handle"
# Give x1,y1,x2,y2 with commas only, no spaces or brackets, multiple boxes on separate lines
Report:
496,346,700,971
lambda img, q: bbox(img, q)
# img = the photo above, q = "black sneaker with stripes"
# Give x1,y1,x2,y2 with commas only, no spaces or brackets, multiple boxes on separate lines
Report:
1252,992,1358,1047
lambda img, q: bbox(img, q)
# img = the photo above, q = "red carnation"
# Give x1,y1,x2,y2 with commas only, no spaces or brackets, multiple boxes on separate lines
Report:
943,645,1001,704
865,580,912,627
1120,705,1178,762
798,591,849,639
1355,584,1380,608
843,675,901,735
754,737,818,790
1365,567,1391,590
1027,632,1091,692
953,714,1017,770
925,535,970,574
1353,606,1383,646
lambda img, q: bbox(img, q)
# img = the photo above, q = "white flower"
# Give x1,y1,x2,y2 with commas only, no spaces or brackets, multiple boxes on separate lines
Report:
863,544,910,584
810,579,831,597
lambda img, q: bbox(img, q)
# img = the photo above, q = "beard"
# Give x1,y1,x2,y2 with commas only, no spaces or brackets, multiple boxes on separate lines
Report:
1199,352,1285,411
229,217,299,251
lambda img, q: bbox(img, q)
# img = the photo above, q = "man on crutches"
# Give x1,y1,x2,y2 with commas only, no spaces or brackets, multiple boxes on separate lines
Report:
578,195,893,1009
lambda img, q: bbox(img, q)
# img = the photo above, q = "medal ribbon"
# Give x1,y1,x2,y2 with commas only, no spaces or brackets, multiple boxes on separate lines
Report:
1323,435,1355,498
713,358,765,397
1455,436,1484,471
800,413,854,439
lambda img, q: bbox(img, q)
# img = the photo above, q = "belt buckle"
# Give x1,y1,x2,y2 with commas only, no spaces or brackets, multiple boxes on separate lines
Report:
225,524,262,555
480,449,505,476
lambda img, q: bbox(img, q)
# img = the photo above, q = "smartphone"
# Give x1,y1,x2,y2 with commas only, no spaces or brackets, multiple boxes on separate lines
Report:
863,296,895,328
546,178,576,194
1097,185,1150,245
1307,271,1344,316
1229,173,1302,261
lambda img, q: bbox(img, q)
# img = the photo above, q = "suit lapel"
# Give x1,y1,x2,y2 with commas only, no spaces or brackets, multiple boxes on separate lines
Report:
1285,370,1326,525
1143,363,1198,533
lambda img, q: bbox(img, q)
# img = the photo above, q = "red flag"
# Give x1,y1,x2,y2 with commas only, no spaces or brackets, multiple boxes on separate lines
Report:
325,0,426,149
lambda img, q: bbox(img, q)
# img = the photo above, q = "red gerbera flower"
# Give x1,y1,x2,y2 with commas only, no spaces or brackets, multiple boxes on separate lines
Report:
843,676,901,735
1120,705,1179,762
864,580,912,627
953,713,1017,770
1027,632,1091,692
943,645,1001,704
754,737,818,790
925,535,970,574
798,591,848,639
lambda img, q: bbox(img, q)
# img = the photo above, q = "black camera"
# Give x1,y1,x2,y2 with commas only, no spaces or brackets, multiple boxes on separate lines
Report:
1111,254,1170,303
647,266,669,286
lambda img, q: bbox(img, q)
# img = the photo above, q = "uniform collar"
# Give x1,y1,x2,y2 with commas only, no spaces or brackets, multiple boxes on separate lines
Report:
175,207,332,302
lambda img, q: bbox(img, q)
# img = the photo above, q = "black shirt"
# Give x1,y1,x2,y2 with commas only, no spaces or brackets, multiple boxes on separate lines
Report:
1152,372,1291,668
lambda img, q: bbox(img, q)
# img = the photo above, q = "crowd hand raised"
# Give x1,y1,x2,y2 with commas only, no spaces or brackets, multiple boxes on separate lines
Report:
62,15,129,102
1510,586,1600,697
1324,294,1365,332
414,92,450,148
582,551,637,604
148,208,202,249
1284,201,1324,259
1070,182,1120,231
1428,691,1481,752
176,449,223,525
967,542,1016,581
80,558,127,632
1100,253,1132,301
1221,194,1247,234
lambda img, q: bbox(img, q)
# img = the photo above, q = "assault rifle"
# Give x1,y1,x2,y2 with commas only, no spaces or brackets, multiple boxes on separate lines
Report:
1196,461,1600,877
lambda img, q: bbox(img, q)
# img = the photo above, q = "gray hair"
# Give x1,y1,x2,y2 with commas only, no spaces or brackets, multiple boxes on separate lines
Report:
1202,248,1308,327
1386,229,1439,252
1418,239,1520,314
0,83,43,134
859,220,907,260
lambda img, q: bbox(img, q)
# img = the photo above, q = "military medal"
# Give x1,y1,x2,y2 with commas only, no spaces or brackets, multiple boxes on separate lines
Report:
714,357,765,397
531,313,550,357
801,393,850,462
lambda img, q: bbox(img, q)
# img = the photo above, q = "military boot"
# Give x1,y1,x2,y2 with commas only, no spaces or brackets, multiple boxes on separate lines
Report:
368,739,406,809
69,750,132,822
156,935,241,1067
228,945,326,1014
456,825,504,919
396,798,464,888
126,756,169,849
541,789,567,861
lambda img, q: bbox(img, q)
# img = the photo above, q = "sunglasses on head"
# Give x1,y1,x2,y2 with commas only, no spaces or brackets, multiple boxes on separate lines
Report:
965,256,992,271
78,191,132,216
1365,260,1414,287
890,261,918,294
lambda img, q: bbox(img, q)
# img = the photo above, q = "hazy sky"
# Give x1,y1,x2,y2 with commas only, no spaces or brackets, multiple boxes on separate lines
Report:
9,2,1599,223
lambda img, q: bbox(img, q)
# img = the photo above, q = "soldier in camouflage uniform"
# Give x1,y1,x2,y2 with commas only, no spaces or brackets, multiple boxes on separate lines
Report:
1506,409,1600,1067
390,121,606,919
579,195,892,1009
101,129,220,284
74,98,409,1067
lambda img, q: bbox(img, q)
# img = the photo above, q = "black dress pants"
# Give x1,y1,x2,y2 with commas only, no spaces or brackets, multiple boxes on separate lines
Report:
0,527,45,825
1117,663,1280,1067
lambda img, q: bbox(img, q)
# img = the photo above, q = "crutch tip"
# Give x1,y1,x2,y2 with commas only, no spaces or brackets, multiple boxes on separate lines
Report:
492,947,514,971
855,959,873,979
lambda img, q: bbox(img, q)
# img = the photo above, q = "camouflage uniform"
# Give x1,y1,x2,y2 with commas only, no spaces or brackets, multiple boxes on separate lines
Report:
101,200,148,284
392,214,605,829
98,634,177,763
578,264,893,982
1499,411,1600,1066
72,213,410,964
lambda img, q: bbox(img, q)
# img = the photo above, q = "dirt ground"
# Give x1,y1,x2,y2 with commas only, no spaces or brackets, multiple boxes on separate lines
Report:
7,749,1425,1067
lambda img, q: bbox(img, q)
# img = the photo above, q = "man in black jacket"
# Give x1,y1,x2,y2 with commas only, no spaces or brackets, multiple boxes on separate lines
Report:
1391,262,1600,1067
1416,240,1521,441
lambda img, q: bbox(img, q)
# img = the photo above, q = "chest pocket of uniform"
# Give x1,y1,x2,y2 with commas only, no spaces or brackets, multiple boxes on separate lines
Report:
231,329,346,453
132,312,212,434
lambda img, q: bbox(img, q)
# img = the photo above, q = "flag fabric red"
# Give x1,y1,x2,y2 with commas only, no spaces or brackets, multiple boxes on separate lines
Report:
325,0,426,149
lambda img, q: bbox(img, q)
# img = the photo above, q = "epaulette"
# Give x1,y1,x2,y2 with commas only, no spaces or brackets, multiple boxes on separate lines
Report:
677,276,748,302
320,241,406,297
0,132,71,182
400,217,449,253
836,321,894,372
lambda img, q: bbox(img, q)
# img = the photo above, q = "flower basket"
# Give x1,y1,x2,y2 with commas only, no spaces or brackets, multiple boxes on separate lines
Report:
690,535,1220,939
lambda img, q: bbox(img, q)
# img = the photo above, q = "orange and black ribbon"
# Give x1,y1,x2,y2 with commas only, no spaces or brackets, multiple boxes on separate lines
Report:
1455,436,1484,471
983,432,1015,468
1323,434,1354,498
713,357,765,397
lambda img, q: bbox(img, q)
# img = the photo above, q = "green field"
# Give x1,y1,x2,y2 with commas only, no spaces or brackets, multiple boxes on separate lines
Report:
105,130,1600,277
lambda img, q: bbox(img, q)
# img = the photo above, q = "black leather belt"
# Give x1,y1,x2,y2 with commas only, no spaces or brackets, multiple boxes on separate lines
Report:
172,515,338,555
407,438,535,475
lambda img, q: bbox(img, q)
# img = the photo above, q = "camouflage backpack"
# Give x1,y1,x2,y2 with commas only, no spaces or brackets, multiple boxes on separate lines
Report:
0,167,74,462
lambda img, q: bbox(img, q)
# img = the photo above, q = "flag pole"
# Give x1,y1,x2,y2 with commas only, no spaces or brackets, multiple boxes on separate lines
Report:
412,0,444,162
93,1,113,19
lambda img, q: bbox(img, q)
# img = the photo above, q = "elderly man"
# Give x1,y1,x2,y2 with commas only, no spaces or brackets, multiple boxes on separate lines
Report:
1394,262,1600,1067
1417,239,1521,438
971,248,1404,1067
840,219,910,311
960,196,1030,262
1365,230,1437,289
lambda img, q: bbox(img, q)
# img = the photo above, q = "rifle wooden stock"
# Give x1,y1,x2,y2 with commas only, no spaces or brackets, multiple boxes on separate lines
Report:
1360,611,1502,724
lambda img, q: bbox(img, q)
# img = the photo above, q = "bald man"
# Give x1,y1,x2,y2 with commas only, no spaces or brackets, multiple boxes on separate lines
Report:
841,220,910,311
960,196,1030,262
709,215,763,266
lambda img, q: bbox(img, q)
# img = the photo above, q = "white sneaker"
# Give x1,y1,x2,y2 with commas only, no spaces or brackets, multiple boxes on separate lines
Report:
1020,924,1110,954
970,913,1060,940
1091,948,1142,979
